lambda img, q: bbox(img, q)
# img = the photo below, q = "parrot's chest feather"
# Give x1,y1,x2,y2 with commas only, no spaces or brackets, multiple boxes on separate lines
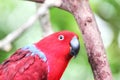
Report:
22,45,47,62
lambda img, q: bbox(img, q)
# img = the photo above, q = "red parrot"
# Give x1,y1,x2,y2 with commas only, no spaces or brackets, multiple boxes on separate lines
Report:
0,31,80,80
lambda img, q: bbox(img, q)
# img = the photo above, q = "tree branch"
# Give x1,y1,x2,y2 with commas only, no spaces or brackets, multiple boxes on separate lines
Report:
36,3,53,37
61,1,113,80
29,0,113,80
0,0,61,51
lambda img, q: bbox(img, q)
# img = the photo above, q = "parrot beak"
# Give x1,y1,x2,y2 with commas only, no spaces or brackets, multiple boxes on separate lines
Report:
70,36,80,56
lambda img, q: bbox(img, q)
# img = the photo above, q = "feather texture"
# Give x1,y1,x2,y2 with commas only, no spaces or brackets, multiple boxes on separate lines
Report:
0,31,80,80
0,45,48,80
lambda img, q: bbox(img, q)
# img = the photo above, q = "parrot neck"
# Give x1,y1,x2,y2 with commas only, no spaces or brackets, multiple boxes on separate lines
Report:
35,41,72,80
47,55,72,80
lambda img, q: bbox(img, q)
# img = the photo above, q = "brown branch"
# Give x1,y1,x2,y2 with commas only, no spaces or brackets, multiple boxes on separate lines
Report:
27,0,113,80
60,1,113,80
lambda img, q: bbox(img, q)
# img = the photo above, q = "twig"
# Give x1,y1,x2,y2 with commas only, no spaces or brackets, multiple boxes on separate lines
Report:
36,3,53,37
0,0,62,51
29,0,113,80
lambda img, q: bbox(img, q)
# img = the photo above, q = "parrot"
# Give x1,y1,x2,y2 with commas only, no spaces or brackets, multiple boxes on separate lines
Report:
0,30,80,80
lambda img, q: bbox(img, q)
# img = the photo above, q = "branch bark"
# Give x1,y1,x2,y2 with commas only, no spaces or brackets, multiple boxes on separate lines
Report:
29,0,113,80
61,1,113,80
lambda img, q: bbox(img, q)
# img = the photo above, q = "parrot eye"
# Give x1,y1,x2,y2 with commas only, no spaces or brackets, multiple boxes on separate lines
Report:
58,35,64,40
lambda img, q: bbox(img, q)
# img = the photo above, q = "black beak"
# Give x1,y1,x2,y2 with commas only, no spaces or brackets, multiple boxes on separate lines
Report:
70,36,80,56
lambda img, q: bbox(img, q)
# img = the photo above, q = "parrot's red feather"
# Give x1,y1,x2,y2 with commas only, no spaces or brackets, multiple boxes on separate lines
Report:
0,31,79,80
35,31,78,80
0,49,48,80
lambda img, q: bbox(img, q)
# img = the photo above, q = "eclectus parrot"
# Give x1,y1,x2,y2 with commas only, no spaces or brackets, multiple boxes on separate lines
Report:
0,31,80,80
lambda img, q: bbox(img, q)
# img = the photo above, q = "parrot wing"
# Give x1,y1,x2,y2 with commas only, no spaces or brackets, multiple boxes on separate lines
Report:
0,48,48,80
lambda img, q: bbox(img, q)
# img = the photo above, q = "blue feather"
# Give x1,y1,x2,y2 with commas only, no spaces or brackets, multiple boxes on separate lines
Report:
22,44,47,62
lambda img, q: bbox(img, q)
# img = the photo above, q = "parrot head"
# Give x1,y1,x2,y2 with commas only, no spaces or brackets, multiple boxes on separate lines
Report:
35,31,80,80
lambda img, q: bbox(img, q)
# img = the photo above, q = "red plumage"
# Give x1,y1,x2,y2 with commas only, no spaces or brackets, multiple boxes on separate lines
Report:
0,31,80,80
0,49,48,80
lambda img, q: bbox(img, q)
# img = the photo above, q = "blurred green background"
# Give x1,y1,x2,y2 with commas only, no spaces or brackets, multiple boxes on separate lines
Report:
0,0,120,80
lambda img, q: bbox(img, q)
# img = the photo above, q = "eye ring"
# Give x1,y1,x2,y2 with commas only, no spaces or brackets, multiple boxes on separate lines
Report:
58,35,64,40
